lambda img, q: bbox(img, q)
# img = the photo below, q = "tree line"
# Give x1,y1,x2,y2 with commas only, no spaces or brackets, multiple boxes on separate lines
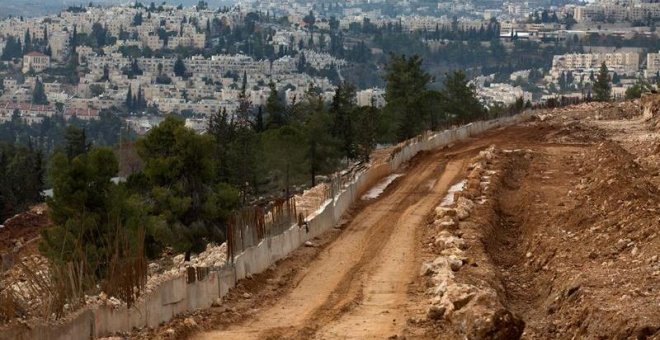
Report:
36,54,496,305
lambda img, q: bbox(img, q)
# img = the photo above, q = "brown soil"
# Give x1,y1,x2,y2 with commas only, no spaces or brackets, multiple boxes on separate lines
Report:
136,99,660,340
0,205,49,252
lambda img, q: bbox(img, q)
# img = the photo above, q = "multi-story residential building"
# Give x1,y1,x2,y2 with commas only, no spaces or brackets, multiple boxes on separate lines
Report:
550,52,640,78
22,51,51,73
356,88,386,108
574,1,660,22
48,31,70,62
646,51,660,78
477,83,532,107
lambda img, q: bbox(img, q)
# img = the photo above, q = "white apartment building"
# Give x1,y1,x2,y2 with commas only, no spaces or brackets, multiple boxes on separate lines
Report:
550,52,640,78
477,83,532,107
48,31,71,62
646,51,660,78
356,88,386,108
574,2,660,22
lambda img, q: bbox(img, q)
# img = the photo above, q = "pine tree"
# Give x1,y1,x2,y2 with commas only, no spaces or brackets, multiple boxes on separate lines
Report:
442,70,484,124
383,54,432,140
23,29,32,54
136,116,238,258
32,78,48,105
126,85,133,109
241,71,248,92
71,25,78,54
136,85,146,110
355,105,378,162
593,62,611,102
330,82,357,160
266,81,286,128
255,106,265,132
64,125,90,159
174,57,186,78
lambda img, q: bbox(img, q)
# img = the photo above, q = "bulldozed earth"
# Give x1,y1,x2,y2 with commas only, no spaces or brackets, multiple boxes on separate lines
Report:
130,98,660,340
6,98,659,339
131,99,660,340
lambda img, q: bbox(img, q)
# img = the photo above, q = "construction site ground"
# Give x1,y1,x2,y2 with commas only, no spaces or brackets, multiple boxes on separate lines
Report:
129,101,659,340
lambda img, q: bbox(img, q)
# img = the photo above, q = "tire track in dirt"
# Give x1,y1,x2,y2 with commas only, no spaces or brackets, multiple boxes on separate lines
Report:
194,151,466,340
309,159,466,339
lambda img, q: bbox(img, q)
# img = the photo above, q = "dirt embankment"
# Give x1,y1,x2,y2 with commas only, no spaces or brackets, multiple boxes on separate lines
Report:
117,101,659,340
416,115,659,339
0,205,49,254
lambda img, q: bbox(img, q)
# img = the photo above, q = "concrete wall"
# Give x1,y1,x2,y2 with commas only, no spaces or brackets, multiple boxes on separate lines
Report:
0,113,529,340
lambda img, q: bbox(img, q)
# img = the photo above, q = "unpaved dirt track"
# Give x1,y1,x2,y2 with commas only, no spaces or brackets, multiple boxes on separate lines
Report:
195,148,469,339
132,103,659,340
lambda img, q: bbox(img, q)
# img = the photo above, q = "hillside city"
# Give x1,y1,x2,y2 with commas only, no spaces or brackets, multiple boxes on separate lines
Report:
0,1,659,339
1,0,660,132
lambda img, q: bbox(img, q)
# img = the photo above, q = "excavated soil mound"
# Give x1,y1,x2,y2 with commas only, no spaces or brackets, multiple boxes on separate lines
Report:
0,205,49,253
418,120,659,339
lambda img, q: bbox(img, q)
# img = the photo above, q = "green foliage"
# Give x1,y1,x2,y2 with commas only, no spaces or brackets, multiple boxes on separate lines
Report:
330,82,357,159
594,62,612,102
625,78,652,100
442,70,485,123
32,78,49,105
383,54,433,141
174,57,187,78
354,105,379,162
265,82,287,128
135,116,238,256
0,142,44,221
89,84,105,97
261,125,307,197
64,125,90,159
0,36,22,61
41,148,114,273
41,145,153,295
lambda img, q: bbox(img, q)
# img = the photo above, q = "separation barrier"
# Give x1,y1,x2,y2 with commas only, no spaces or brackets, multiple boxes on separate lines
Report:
2,113,530,340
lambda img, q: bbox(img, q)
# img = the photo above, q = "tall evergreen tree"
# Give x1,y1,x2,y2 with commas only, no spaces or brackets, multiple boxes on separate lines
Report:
64,125,90,159
23,29,32,53
442,70,484,123
265,81,286,128
32,78,49,105
255,106,265,132
330,82,357,160
594,62,611,102
126,85,133,109
173,57,186,78
383,54,432,141
136,117,238,259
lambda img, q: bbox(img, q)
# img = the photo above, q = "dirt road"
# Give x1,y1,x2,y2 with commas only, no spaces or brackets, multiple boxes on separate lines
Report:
195,147,469,339
141,101,659,340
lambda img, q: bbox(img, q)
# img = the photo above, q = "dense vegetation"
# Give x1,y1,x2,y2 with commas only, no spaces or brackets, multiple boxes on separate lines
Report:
0,111,126,154
37,54,503,294
0,54,522,310
0,112,129,221
0,142,43,221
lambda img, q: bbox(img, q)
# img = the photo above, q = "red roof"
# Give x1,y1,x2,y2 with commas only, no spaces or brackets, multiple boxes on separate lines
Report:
24,51,47,57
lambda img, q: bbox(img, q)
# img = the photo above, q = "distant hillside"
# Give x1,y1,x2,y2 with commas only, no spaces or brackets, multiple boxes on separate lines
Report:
0,0,237,19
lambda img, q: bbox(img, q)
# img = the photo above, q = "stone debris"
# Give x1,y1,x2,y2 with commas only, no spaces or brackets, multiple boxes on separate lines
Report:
422,146,525,339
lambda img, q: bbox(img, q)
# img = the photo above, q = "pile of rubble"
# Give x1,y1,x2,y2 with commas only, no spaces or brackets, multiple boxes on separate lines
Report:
143,243,228,295
533,100,642,124
1,241,230,323
556,140,660,276
0,254,51,319
642,94,660,130
0,205,50,254
420,146,525,339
